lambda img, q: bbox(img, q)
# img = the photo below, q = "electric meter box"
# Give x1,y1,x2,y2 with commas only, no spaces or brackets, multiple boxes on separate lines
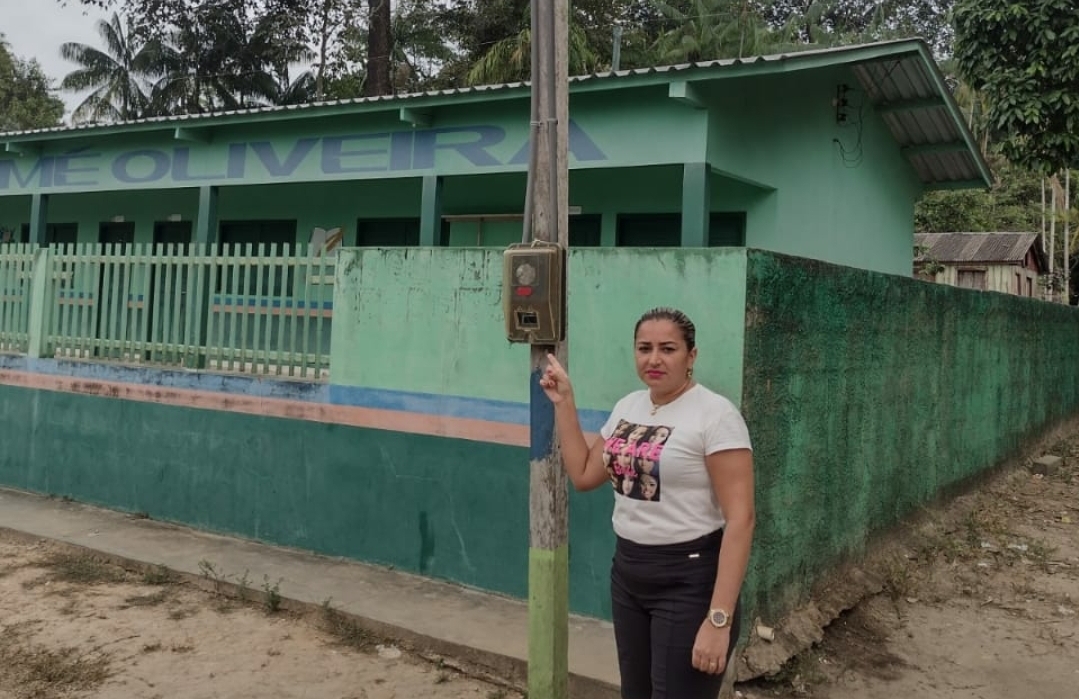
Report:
502,241,566,344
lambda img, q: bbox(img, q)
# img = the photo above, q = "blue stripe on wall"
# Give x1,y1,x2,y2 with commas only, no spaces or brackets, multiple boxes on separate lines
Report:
0,355,610,432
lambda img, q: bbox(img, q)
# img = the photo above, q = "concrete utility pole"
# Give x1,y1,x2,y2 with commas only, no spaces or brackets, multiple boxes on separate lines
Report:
524,0,570,696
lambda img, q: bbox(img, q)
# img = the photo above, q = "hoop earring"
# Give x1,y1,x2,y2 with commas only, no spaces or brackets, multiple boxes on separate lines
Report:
687,368,694,379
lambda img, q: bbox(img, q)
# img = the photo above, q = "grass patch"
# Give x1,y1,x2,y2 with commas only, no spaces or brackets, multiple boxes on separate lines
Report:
319,599,375,652
168,608,196,621
36,552,128,586
123,590,171,608
141,565,176,586
0,625,112,699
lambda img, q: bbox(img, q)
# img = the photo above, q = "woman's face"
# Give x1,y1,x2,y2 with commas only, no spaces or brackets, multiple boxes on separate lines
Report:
621,476,636,496
635,320,697,394
640,475,657,499
627,425,648,443
649,427,670,443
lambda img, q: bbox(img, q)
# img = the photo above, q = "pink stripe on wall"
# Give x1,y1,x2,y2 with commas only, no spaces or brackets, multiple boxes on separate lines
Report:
0,369,554,448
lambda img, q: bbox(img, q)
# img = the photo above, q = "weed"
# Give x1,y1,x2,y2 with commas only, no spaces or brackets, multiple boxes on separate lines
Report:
197,560,225,595
168,608,195,621
880,555,916,601
141,643,163,653
435,671,452,684
0,628,111,695
1026,539,1059,574
262,575,283,614
38,552,127,585
236,569,252,602
170,643,195,653
762,646,827,695
123,590,170,608
130,511,150,520
141,565,176,586
320,600,374,651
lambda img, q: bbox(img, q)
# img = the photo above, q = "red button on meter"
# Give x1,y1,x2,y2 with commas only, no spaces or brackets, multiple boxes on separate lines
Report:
515,286,534,297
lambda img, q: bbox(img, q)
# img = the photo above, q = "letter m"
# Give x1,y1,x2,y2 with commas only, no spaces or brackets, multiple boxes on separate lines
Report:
0,158,53,190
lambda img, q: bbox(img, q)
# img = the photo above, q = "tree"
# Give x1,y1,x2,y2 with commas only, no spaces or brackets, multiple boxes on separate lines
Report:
0,38,65,131
365,0,393,96
915,154,1043,234
653,0,775,63
763,1,955,54
954,0,1079,174
59,12,159,122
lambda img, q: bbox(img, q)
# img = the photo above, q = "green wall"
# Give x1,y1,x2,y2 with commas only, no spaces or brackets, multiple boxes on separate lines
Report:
331,247,750,412
707,67,924,276
740,250,1079,619
0,382,564,610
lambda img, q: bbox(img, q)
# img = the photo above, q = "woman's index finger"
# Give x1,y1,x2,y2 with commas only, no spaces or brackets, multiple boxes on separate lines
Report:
546,353,566,375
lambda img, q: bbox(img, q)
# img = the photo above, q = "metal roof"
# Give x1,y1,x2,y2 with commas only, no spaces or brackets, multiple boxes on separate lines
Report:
915,232,1044,265
1,39,989,188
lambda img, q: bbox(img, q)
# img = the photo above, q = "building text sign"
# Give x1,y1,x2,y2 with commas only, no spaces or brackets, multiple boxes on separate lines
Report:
0,122,609,193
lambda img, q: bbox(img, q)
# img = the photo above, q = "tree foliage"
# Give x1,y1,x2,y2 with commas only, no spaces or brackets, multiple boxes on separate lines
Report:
0,38,65,131
915,154,1043,234
954,0,1079,173
59,12,159,122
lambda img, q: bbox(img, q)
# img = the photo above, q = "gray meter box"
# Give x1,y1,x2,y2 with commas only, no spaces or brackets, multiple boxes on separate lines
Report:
502,241,566,344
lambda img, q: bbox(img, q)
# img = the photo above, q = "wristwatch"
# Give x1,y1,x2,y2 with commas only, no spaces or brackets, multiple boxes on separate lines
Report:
707,608,731,629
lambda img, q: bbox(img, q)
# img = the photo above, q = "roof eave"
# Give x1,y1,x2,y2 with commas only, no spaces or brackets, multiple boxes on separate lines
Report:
906,42,993,189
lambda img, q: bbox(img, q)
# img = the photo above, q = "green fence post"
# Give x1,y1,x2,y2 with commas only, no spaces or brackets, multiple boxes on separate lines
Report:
26,246,51,358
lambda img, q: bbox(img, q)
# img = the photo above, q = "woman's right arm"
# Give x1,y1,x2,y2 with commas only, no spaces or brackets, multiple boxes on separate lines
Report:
541,354,611,492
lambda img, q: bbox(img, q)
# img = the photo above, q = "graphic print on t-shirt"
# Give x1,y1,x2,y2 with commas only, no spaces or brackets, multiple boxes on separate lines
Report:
602,420,673,501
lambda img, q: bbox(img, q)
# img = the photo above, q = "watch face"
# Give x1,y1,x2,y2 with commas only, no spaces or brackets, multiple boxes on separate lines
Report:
710,609,729,628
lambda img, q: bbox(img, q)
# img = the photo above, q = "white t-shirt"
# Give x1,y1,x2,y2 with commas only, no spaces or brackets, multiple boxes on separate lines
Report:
599,384,752,545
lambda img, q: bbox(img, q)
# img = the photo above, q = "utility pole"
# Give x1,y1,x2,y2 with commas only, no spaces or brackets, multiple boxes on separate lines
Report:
524,0,570,696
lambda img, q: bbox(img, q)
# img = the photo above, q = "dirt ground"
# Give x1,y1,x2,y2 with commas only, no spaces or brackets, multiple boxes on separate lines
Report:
741,428,1079,699
0,536,523,699
1,430,1077,699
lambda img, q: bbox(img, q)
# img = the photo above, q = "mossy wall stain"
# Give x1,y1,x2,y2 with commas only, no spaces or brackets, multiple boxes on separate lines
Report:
741,250,1079,620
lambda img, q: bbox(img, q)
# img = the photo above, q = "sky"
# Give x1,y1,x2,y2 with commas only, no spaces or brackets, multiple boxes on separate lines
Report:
0,0,110,117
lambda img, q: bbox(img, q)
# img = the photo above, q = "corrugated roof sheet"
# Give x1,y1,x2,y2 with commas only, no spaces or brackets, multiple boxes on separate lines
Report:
915,232,1041,264
0,39,988,186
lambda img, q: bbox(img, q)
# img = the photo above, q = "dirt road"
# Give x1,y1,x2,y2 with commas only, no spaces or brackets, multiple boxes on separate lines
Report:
742,429,1079,699
0,536,521,699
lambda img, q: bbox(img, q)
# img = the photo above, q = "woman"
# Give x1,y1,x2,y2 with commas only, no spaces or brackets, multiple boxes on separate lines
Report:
540,307,755,699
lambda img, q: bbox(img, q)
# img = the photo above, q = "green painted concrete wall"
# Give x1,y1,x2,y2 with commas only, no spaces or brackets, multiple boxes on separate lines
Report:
0,383,548,608
740,250,1079,620
331,247,750,412
707,67,923,276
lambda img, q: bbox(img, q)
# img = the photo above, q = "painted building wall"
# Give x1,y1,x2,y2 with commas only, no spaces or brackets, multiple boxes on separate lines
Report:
740,250,1079,618
2,245,1076,625
707,67,924,276
0,248,749,621
1,67,928,269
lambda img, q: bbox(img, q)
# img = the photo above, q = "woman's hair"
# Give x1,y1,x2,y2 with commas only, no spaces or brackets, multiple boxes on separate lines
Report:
634,307,696,350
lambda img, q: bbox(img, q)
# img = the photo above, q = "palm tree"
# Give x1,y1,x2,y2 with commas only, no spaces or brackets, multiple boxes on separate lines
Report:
150,8,311,115
653,0,776,64
60,12,160,123
467,23,598,86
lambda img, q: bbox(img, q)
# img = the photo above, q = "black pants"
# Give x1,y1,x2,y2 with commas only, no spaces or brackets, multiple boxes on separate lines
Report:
610,529,741,699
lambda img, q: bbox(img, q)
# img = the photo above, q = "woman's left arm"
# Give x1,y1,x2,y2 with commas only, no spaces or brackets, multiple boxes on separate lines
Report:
692,447,755,674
